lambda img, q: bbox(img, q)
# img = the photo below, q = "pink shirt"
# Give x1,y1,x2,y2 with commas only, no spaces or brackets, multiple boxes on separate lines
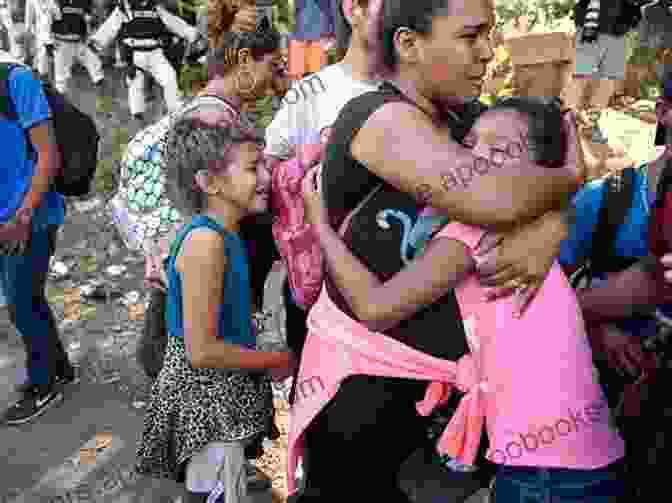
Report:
437,222,624,469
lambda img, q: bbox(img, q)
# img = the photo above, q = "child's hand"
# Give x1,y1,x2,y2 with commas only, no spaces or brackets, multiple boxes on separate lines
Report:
302,165,328,227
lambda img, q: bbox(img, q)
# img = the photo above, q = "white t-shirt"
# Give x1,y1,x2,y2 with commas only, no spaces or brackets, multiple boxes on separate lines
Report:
264,62,379,160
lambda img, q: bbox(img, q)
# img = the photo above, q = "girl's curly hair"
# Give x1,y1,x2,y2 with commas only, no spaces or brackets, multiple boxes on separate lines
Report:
163,116,261,216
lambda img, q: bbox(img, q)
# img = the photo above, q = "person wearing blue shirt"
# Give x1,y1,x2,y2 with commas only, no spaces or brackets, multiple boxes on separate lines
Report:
559,152,671,396
0,55,77,425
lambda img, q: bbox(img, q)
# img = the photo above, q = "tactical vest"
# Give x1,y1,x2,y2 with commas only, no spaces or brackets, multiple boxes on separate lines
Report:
52,0,90,40
119,0,167,41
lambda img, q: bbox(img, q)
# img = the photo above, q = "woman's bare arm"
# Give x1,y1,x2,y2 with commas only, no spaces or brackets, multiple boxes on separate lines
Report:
178,229,292,370
351,102,580,231
315,221,474,331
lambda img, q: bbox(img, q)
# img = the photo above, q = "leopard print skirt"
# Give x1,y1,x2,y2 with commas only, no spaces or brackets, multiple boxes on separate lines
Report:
135,337,274,482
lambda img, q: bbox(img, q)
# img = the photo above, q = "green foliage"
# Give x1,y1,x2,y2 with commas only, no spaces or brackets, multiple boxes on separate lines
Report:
495,0,574,31
275,0,294,32
96,126,130,195
179,63,207,95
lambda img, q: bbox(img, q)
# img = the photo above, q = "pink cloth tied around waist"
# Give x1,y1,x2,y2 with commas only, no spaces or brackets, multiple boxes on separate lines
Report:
287,287,486,494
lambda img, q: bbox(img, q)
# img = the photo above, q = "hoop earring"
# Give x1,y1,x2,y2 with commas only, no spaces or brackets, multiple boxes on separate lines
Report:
236,69,257,96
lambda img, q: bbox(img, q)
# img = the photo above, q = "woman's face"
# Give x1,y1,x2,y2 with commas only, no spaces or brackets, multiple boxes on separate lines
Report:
413,0,495,104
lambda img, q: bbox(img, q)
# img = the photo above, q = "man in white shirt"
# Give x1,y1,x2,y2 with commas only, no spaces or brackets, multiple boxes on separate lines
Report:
264,0,378,386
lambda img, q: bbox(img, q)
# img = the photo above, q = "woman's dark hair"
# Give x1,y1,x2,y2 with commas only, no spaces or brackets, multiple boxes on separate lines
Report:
207,29,281,78
207,0,280,78
334,0,353,51
368,0,452,78
489,97,565,168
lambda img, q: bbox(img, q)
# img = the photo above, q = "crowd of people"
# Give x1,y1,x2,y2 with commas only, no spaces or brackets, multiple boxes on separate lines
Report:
3,0,672,502
0,0,207,120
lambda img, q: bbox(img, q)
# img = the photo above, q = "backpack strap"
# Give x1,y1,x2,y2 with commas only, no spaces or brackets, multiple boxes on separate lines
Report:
0,62,20,121
588,166,637,279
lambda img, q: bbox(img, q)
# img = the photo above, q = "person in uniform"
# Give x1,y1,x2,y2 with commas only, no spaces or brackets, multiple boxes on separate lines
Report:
51,0,104,93
25,0,61,78
0,0,25,62
90,0,203,121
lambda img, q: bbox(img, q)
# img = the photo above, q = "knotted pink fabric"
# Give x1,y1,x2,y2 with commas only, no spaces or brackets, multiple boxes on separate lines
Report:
287,287,486,495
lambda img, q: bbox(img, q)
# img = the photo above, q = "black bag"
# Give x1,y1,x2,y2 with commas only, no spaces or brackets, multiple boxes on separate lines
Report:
570,167,638,289
0,63,100,197
137,287,168,379
570,166,639,412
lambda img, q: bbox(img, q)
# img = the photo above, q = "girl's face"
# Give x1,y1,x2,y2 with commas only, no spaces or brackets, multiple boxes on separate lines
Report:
212,142,270,215
410,0,495,104
248,49,288,99
466,110,530,167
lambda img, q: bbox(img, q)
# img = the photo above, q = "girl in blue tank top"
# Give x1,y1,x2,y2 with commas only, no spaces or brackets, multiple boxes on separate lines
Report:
135,117,296,503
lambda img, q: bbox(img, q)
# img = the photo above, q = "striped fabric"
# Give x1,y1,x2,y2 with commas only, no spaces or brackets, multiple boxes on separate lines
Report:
584,0,601,32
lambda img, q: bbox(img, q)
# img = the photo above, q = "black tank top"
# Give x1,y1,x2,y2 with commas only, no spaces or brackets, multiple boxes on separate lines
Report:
321,83,480,361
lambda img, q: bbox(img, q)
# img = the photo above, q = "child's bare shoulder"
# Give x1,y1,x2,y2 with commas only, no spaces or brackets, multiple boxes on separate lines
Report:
175,228,228,271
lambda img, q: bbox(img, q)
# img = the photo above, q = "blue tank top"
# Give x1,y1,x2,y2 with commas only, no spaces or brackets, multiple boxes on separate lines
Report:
165,215,256,348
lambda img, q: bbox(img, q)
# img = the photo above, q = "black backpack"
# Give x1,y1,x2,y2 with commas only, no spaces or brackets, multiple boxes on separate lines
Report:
570,166,638,289
0,63,100,197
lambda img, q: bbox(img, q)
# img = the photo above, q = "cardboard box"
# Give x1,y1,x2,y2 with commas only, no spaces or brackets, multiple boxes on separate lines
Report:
504,32,574,67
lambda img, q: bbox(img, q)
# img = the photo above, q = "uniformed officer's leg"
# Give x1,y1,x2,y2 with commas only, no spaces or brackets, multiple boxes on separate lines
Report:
34,43,51,78
53,41,76,93
78,42,104,87
127,51,147,118
0,6,23,62
148,49,182,112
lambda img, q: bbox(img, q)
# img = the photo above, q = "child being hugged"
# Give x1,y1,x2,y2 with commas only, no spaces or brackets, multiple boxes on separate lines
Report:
135,117,296,503
302,97,626,502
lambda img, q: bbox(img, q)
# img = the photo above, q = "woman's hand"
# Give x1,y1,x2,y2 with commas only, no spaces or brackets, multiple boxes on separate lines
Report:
590,323,646,378
656,97,672,128
474,210,568,316
660,254,672,284
301,165,328,228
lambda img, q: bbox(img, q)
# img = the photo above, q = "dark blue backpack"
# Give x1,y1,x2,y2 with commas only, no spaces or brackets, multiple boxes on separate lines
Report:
0,63,100,197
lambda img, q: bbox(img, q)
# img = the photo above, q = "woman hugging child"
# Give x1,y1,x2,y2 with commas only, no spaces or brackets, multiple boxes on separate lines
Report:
135,117,296,503
302,97,627,502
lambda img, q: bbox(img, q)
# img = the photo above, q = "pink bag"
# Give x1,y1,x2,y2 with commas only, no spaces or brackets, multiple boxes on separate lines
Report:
271,153,324,309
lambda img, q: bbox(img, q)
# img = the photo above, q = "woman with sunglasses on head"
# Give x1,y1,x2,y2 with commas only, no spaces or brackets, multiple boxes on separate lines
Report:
286,0,585,502
141,0,289,304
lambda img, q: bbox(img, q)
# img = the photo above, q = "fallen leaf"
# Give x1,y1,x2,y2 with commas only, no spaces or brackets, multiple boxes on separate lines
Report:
79,447,97,465
95,432,114,450
63,288,82,321
128,303,145,321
